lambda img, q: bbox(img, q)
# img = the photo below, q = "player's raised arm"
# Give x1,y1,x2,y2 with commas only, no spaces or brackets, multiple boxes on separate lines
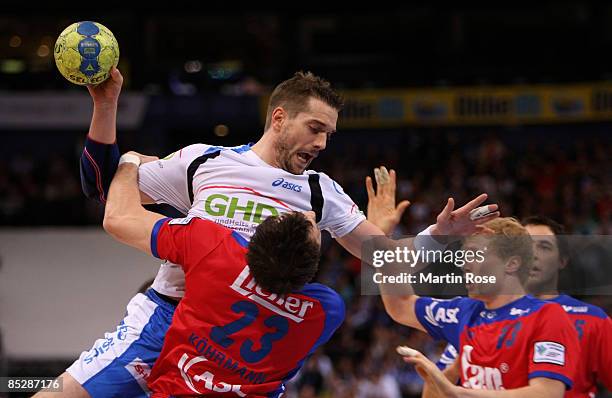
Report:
80,67,158,204
80,67,122,202
103,152,166,255
87,67,123,145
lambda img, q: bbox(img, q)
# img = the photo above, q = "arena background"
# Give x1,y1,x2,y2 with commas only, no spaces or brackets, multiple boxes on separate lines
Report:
0,3,611,397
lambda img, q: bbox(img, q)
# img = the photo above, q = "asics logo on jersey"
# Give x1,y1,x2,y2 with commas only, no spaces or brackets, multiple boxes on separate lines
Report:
203,194,279,224
230,266,315,323
424,302,460,327
178,353,245,396
272,178,302,192
461,345,505,390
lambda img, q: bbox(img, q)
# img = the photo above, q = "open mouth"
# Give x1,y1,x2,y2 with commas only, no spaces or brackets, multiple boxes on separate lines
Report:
297,152,314,163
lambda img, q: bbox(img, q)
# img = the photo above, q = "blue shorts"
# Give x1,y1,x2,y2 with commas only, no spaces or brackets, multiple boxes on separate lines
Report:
66,289,177,398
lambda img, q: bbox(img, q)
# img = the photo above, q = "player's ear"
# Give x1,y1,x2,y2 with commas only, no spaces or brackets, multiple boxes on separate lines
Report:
271,106,287,132
505,255,522,276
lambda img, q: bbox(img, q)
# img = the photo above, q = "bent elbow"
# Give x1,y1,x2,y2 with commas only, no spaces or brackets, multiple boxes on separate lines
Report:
388,308,410,326
102,215,121,237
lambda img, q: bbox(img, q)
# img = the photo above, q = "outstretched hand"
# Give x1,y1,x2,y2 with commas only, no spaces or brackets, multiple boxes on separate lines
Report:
366,166,411,235
433,194,500,236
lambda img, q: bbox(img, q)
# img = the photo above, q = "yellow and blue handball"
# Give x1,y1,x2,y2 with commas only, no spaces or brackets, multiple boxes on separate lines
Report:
54,21,119,85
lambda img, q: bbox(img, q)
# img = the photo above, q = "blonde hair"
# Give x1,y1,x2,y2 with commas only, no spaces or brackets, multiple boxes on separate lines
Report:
479,217,533,284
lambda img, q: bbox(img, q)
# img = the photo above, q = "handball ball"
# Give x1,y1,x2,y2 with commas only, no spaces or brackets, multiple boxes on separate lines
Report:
54,21,119,85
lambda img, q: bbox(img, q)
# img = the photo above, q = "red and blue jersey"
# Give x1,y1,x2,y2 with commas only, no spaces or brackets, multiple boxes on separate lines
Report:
549,295,612,397
415,295,579,390
435,295,611,396
146,217,345,397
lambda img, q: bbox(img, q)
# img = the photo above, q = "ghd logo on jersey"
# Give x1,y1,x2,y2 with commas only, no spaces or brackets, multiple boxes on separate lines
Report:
272,178,302,192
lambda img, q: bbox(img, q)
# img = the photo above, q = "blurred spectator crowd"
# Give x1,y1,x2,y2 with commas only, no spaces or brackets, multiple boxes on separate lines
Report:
2,128,611,232
1,127,611,397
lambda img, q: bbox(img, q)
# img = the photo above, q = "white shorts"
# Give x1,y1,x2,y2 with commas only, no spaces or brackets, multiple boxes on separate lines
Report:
66,289,176,398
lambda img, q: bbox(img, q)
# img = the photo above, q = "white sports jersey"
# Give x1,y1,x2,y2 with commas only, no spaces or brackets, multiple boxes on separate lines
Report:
139,143,366,297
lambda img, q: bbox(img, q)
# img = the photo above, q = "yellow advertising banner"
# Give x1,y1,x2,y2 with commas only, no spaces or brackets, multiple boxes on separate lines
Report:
259,83,612,127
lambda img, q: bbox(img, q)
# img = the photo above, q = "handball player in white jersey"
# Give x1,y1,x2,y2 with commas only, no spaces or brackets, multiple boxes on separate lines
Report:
36,68,498,397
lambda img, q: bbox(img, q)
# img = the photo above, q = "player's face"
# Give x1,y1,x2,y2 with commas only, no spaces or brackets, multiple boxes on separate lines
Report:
462,236,507,298
525,224,562,292
275,97,338,174
303,211,321,248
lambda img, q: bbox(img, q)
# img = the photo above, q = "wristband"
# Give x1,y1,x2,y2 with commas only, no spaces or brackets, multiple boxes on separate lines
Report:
414,225,447,252
118,153,141,167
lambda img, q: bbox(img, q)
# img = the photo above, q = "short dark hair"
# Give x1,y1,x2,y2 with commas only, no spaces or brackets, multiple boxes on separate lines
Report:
247,212,320,294
521,216,570,260
264,71,344,130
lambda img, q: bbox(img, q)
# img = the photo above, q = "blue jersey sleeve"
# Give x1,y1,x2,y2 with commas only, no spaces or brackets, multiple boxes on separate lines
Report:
273,282,345,395
415,296,475,347
436,343,459,370
80,136,120,203
301,283,346,349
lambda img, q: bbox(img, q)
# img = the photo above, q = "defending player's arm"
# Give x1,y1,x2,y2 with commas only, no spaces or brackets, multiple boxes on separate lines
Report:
103,152,166,255
337,166,498,260
402,349,566,398
103,151,228,270
352,167,499,331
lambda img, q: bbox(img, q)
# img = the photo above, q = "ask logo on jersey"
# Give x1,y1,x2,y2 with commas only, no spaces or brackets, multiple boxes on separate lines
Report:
424,301,460,327
178,353,245,396
272,178,302,192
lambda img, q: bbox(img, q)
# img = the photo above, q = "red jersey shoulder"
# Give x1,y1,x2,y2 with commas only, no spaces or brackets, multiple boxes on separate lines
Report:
166,216,224,233
535,300,571,319
153,216,238,263
554,295,609,319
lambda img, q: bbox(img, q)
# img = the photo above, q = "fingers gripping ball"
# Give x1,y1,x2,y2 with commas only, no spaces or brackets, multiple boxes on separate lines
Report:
54,21,119,85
